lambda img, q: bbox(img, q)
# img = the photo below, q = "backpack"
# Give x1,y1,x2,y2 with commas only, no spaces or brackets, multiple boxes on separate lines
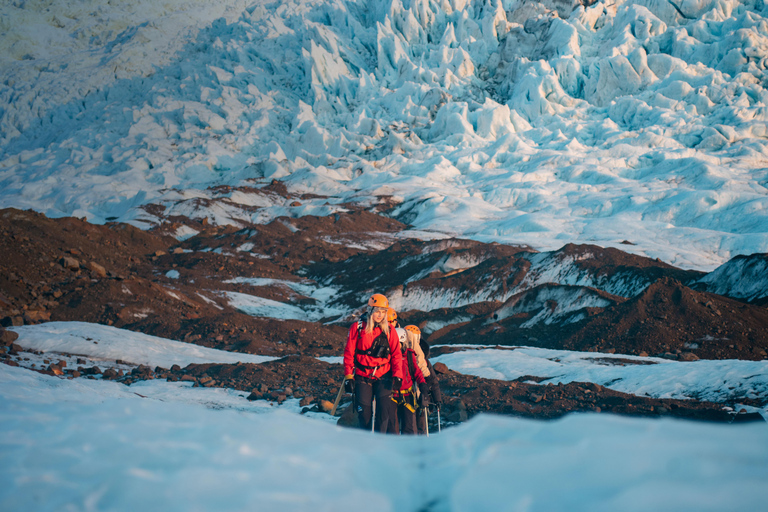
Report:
355,318,390,359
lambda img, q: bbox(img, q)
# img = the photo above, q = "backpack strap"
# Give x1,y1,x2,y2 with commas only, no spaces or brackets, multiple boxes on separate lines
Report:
407,349,416,380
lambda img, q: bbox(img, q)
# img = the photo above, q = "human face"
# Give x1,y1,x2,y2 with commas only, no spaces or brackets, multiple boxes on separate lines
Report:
371,307,387,323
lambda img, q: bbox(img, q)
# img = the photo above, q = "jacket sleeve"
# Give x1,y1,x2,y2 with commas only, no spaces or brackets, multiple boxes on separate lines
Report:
388,327,404,380
426,360,442,403
343,323,358,377
413,339,430,378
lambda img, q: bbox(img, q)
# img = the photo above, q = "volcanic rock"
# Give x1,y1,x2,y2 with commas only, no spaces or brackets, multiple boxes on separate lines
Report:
87,261,108,278
1,317,23,327
337,404,360,428
0,328,19,346
60,256,80,270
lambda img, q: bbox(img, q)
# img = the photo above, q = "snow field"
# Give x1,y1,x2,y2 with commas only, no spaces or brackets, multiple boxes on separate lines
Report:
10,321,276,368
1,361,767,511
434,346,768,414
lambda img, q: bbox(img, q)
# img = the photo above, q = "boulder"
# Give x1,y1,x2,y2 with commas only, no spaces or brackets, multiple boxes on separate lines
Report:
337,404,360,428
87,261,107,278
0,328,19,346
432,362,451,374
678,352,699,361
446,408,468,423
1,316,24,327
60,256,80,270
24,310,51,323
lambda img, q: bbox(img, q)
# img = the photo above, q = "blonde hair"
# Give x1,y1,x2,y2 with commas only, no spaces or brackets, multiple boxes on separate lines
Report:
365,308,390,336
405,328,419,348
408,329,430,377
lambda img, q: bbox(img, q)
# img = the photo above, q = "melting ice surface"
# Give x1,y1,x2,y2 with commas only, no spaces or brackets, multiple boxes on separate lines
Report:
2,0,768,270
3,323,768,511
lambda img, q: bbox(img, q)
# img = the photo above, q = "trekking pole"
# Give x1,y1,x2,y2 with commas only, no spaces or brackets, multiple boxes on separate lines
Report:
371,396,376,433
425,407,429,437
437,406,441,433
330,378,346,417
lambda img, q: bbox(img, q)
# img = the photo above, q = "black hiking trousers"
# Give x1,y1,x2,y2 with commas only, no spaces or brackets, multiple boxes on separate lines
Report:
398,403,418,434
355,374,392,433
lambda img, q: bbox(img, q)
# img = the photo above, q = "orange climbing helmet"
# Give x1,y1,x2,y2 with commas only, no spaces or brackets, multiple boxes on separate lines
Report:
368,293,389,308
405,325,421,336
386,307,398,323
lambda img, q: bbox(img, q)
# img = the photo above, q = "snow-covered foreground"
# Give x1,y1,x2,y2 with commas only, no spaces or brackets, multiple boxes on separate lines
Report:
434,347,768,414
1,361,767,512
3,0,768,270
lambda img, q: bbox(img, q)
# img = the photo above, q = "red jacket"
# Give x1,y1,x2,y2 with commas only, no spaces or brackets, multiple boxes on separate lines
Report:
343,321,403,381
397,348,426,391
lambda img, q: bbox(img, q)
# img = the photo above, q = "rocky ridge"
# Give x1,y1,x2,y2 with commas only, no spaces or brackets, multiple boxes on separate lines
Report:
2,189,768,425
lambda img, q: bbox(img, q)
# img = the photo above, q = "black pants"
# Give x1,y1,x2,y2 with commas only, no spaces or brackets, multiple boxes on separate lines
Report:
386,398,399,435
398,403,418,435
355,375,392,433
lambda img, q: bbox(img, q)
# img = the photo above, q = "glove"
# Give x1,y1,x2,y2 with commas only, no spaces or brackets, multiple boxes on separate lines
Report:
418,383,430,408
344,376,354,393
392,377,402,391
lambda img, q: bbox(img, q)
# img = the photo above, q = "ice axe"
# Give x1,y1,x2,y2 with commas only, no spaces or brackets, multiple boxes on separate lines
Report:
329,378,347,417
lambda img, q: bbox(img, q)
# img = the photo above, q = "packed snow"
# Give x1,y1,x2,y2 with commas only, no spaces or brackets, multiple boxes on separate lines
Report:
434,346,768,414
2,345,768,511
3,0,768,270
220,278,347,320
10,321,276,368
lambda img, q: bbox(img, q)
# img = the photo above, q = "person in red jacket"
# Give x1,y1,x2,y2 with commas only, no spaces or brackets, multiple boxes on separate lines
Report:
390,325,429,435
343,294,404,433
